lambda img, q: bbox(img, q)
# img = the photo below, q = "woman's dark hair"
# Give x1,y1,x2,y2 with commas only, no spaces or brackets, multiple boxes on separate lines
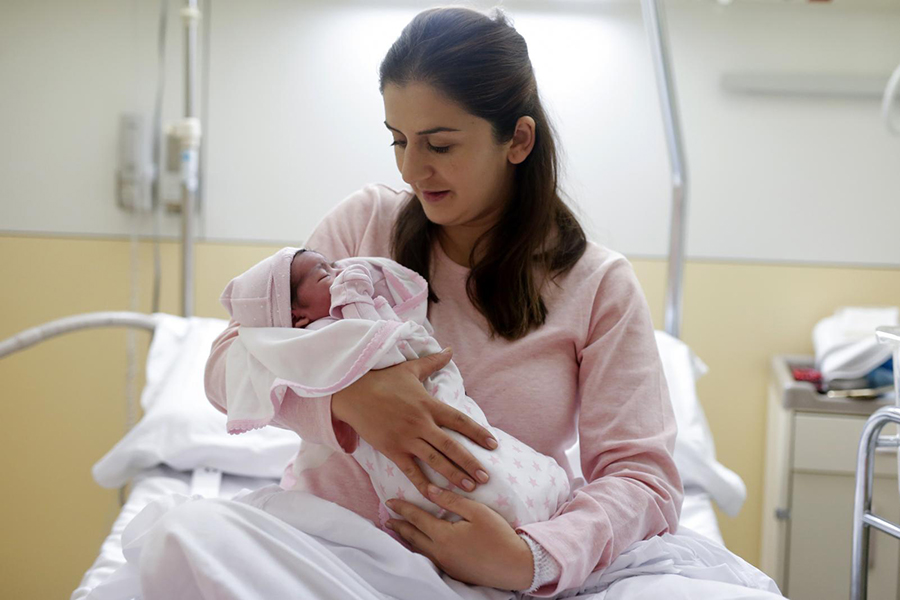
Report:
380,7,587,341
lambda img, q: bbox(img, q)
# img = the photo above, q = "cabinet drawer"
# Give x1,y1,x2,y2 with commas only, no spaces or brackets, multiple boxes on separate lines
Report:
787,472,900,600
793,413,898,477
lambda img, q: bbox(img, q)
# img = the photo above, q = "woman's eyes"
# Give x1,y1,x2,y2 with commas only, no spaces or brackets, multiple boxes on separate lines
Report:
389,140,450,154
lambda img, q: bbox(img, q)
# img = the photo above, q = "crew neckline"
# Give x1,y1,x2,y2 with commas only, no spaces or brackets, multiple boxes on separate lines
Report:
433,237,470,276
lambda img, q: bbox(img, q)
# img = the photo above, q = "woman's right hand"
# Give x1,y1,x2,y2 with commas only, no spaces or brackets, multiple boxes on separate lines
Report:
331,347,498,499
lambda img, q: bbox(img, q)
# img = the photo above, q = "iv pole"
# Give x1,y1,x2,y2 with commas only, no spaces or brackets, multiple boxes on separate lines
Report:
640,0,689,340
177,0,202,317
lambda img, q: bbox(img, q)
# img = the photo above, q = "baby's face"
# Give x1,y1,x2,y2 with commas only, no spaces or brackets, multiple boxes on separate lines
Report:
290,251,341,328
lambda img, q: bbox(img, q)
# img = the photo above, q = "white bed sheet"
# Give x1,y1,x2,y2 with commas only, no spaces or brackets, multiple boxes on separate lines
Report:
71,469,724,600
70,467,279,600
72,320,741,598
679,488,724,546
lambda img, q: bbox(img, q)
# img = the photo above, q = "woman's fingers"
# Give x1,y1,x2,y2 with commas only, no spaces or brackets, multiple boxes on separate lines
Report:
435,403,498,451
394,455,435,500
386,498,439,537
424,484,478,521
386,504,438,557
406,347,453,382
426,427,492,485
411,440,479,492
388,518,438,562
335,351,498,497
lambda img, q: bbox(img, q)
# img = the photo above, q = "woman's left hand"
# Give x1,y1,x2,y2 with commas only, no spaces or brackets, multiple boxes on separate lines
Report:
386,484,534,591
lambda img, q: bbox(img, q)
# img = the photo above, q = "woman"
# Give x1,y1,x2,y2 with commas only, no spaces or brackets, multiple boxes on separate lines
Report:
137,7,780,599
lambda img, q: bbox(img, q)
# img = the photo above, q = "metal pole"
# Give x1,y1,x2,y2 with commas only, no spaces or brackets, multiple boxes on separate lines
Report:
0,312,158,359
640,0,689,340
851,329,900,600
180,0,201,317
850,407,900,599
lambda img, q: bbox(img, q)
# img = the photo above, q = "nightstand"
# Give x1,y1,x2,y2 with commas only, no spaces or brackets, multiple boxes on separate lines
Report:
761,355,899,600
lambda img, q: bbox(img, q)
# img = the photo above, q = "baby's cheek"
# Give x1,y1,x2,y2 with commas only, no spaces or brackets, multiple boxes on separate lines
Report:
315,287,333,318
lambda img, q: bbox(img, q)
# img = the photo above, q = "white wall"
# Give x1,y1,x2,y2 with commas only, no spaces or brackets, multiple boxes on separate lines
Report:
1,0,899,266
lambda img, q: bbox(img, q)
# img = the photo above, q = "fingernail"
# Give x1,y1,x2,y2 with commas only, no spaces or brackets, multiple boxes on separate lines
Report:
461,478,475,491
385,521,394,530
385,500,395,509
476,470,489,483
441,347,451,354
486,438,498,449
427,484,441,497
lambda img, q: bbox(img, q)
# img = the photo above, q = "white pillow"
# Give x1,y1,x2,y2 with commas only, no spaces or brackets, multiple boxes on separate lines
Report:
565,331,746,517
92,314,300,488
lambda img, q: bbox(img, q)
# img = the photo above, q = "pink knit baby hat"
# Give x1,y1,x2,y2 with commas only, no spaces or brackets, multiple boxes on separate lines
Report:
220,247,300,328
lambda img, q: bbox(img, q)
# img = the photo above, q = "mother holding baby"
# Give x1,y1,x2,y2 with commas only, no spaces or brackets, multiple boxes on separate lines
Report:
135,7,782,600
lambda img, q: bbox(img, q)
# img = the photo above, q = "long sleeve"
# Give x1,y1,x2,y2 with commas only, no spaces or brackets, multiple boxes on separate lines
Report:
329,264,382,321
515,259,683,597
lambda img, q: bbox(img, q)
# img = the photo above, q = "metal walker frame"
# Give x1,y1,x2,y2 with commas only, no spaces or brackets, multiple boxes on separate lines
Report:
850,326,900,600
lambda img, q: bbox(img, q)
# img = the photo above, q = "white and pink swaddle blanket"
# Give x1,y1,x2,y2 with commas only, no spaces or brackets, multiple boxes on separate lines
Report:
220,248,569,529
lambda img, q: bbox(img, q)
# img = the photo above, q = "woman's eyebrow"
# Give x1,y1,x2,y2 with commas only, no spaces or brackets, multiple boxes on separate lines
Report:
384,121,460,136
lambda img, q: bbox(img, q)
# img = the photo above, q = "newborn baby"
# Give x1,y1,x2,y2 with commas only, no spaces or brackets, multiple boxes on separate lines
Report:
288,249,388,329
287,249,340,328
220,248,570,530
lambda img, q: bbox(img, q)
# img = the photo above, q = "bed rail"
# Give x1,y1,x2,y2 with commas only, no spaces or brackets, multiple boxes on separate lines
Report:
0,312,158,360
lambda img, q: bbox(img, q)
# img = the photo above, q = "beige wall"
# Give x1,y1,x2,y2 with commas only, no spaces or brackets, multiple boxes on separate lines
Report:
2,233,899,599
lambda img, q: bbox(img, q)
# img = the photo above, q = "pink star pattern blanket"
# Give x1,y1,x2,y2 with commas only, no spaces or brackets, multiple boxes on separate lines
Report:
220,250,570,529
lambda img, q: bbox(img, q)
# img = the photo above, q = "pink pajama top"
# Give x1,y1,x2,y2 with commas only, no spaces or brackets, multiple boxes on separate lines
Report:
205,183,683,597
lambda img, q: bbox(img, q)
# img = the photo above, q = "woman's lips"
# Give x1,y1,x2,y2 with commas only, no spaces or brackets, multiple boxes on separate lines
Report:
421,190,450,202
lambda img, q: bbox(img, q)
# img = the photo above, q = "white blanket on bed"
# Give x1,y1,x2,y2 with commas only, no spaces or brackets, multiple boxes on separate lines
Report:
83,486,780,600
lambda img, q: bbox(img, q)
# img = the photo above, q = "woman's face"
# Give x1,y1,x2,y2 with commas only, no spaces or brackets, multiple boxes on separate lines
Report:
382,83,516,235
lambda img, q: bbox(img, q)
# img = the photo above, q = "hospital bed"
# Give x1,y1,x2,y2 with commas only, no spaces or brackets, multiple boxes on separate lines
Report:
30,312,737,599
0,312,746,599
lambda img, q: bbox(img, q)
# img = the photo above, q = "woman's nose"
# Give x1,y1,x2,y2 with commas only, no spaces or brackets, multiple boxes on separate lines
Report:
400,145,431,185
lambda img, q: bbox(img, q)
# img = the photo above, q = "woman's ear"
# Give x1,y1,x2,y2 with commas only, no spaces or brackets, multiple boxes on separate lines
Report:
507,116,536,165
